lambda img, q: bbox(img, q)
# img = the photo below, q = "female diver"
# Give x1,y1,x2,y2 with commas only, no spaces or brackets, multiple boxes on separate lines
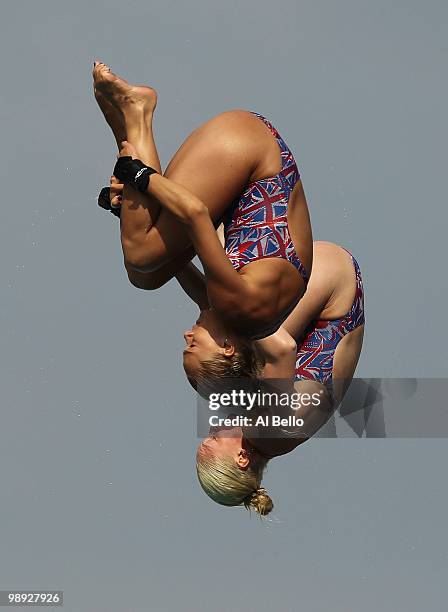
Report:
92,62,312,383
100,171,366,516
190,241,365,516
92,64,364,515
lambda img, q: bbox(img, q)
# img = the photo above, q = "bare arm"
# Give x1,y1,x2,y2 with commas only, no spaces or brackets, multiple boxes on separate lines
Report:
282,274,333,341
129,167,252,305
244,328,334,456
293,378,334,438
117,158,265,321
175,261,209,310
255,327,297,378
182,207,265,316
118,177,254,316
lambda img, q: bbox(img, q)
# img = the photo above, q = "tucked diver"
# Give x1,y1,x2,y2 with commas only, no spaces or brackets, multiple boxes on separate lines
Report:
192,241,365,515
93,61,312,384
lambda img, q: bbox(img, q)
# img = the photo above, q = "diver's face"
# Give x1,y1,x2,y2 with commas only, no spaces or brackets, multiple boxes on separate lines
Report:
196,424,261,470
197,425,243,457
183,310,231,378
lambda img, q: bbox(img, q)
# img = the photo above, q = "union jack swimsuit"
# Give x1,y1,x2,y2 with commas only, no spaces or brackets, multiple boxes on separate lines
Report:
224,112,309,284
295,251,365,389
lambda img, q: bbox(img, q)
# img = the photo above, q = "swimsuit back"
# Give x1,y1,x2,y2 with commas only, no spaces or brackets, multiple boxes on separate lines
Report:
224,112,308,285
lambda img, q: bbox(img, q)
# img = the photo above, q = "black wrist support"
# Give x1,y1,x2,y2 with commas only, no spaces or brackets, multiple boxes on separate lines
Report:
113,156,158,193
98,187,121,218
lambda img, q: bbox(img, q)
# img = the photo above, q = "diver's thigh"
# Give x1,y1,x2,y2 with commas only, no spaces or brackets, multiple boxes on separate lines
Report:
163,110,276,219
141,111,279,270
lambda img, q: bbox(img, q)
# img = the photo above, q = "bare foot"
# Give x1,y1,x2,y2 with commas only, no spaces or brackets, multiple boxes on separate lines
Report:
94,87,126,147
92,61,157,121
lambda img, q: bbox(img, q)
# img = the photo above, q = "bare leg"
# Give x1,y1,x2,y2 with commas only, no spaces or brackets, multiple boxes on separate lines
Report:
93,87,126,149
93,64,184,288
93,61,162,231
92,62,301,277
93,61,160,169
121,109,268,273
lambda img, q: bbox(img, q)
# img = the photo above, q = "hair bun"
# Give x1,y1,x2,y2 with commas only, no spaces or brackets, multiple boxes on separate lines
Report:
247,487,273,516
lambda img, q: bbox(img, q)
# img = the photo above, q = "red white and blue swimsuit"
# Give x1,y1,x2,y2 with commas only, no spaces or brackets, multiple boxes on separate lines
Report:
295,251,365,388
224,112,309,285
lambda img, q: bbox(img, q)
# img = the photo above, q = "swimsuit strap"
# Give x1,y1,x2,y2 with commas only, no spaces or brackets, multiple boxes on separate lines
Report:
250,112,300,184
250,112,307,285
251,112,283,142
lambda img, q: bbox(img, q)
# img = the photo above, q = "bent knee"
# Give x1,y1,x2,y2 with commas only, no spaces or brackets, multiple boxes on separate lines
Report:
192,109,264,161
121,232,167,273
124,253,162,274
125,266,168,290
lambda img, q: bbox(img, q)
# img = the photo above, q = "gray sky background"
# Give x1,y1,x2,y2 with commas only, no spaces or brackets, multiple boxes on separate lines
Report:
0,0,447,610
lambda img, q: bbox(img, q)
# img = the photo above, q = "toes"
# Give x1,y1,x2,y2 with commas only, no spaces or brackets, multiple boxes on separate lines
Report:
93,61,111,80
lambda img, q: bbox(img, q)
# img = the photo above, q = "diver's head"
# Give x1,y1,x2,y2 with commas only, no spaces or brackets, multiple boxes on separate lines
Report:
183,309,264,388
196,425,273,516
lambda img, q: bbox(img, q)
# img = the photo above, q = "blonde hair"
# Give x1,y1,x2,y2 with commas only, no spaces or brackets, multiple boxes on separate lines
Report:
196,452,274,516
186,340,265,394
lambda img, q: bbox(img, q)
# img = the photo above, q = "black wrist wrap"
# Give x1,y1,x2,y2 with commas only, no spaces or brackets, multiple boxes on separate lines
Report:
98,187,121,218
113,156,158,193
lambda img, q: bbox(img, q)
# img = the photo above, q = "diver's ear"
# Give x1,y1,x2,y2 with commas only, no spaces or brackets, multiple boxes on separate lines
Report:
236,448,250,468
222,338,235,357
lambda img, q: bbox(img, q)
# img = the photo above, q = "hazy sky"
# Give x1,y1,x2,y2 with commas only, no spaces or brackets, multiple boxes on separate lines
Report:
0,1,447,610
